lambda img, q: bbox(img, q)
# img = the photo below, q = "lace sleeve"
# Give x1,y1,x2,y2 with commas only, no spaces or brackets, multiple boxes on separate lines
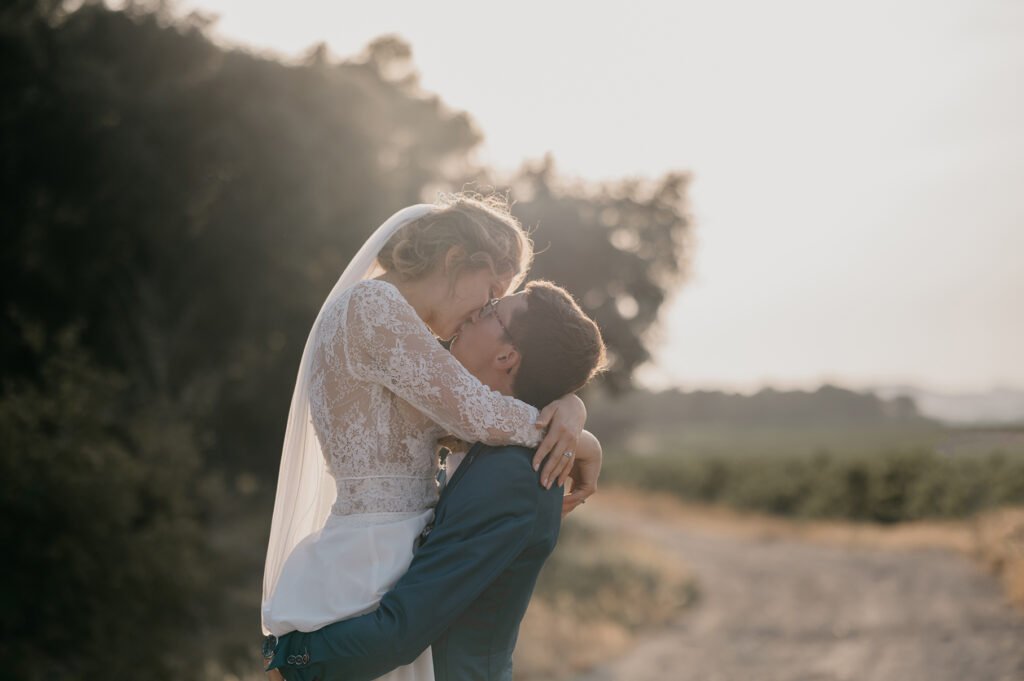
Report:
342,281,542,447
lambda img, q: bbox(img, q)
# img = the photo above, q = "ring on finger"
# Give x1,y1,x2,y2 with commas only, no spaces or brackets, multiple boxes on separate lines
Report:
562,450,574,458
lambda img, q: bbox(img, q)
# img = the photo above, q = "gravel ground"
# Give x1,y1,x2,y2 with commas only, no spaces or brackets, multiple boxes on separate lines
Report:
573,506,1024,681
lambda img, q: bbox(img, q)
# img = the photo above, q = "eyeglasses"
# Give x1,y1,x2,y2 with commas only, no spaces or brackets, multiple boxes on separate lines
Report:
479,298,514,341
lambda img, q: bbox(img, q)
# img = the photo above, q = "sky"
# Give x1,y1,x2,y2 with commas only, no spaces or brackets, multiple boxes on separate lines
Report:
180,0,1024,394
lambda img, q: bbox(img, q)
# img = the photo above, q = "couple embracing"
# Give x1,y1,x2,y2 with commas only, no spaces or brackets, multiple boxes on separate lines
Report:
260,195,608,681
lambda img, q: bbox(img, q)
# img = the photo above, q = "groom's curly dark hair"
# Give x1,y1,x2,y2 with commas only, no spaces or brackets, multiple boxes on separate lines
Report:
505,280,607,408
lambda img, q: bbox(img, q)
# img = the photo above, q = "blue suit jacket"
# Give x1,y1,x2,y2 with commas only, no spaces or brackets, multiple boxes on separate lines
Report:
266,442,563,681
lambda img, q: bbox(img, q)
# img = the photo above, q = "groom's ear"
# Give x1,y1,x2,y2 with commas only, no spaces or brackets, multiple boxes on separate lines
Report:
494,346,521,375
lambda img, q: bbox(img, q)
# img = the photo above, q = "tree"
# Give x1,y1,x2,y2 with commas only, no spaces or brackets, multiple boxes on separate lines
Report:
0,4,695,676
0,329,218,680
505,156,693,392
1,3,481,475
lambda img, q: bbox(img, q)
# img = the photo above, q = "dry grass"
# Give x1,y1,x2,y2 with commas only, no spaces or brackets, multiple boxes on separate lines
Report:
595,486,1024,609
973,507,1024,608
513,516,696,681
514,599,634,680
591,487,976,551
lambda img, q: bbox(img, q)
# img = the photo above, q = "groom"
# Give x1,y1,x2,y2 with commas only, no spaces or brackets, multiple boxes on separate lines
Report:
263,280,607,681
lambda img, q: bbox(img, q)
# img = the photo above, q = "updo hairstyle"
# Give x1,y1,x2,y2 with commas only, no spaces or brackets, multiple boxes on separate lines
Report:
377,193,534,292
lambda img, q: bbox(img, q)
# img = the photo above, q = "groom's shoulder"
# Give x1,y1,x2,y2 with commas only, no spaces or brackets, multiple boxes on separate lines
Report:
447,444,560,535
467,445,562,527
460,444,538,488
468,444,561,505
475,444,536,468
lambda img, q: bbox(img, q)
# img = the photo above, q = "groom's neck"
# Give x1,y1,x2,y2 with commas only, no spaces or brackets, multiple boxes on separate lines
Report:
473,368,516,402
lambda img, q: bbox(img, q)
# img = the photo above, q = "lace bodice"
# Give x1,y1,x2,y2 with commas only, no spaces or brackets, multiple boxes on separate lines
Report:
308,279,541,515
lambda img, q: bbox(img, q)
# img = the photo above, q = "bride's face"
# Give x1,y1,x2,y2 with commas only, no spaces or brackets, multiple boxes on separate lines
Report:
436,267,514,341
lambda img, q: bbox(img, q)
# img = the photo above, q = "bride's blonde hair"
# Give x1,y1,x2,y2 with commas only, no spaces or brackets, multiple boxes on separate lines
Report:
377,192,534,292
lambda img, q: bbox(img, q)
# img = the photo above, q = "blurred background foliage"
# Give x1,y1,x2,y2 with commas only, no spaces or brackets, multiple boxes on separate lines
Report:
2,2,1021,680
514,519,696,679
589,388,1024,523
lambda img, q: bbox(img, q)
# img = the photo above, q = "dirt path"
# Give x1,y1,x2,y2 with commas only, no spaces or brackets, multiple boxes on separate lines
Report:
574,503,1024,681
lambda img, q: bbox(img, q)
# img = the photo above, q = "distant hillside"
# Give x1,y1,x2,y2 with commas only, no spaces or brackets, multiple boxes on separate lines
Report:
873,386,1024,425
586,384,931,444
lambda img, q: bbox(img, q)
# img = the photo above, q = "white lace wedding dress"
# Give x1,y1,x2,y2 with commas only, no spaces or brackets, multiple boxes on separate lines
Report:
262,279,541,680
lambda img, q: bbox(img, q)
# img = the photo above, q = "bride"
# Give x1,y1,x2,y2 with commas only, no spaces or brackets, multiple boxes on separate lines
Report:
261,194,600,680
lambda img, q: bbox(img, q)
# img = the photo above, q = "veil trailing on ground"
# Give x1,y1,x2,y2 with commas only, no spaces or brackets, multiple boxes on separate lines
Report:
261,203,440,633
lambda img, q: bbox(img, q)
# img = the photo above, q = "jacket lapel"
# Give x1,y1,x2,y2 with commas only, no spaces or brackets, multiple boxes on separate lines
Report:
417,443,485,550
439,442,486,505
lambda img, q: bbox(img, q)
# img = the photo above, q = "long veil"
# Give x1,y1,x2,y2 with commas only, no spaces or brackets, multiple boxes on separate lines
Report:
261,203,440,633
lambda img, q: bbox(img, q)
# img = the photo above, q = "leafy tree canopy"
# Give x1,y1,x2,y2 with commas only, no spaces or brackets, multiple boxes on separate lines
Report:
0,3,692,677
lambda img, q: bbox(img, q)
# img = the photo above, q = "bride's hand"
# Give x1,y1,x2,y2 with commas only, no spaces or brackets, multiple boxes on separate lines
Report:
563,431,602,516
532,394,586,488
